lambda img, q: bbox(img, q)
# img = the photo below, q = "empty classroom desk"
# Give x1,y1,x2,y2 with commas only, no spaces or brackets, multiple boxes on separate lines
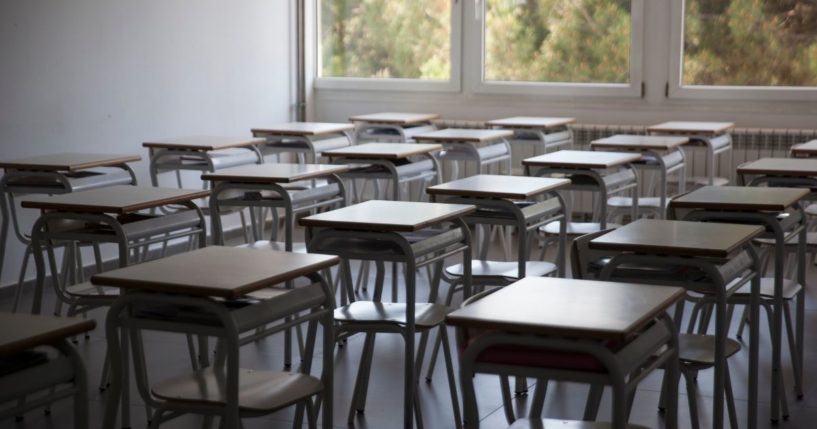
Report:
414,128,514,178
202,163,349,249
143,136,264,191
349,112,439,143
0,312,95,428
301,200,474,429
589,219,763,429
790,139,817,158
251,122,354,163
93,246,337,429
486,116,576,157
427,174,570,277
323,142,442,201
670,186,809,422
591,134,689,219
523,150,641,236
424,175,569,385
737,157,817,188
0,152,140,309
447,277,683,429
22,186,209,314
647,121,734,187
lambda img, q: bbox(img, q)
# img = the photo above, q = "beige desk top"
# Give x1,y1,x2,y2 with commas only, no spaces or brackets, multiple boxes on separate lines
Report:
251,122,354,137
427,175,570,200
589,218,763,258
0,153,141,172
300,200,475,232
413,128,514,143
591,134,689,151
0,312,96,356
91,246,338,300
201,163,349,184
323,143,442,160
523,150,642,169
486,117,577,130
790,140,817,157
142,136,265,151
21,185,210,214
670,186,809,212
349,112,439,125
737,158,817,177
446,277,683,341
647,121,735,135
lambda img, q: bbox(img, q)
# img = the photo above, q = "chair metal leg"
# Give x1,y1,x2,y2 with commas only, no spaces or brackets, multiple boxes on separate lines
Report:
499,375,516,425
439,327,463,429
348,333,376,422
11,243,32,312
529,379,548,419
583,384,604,420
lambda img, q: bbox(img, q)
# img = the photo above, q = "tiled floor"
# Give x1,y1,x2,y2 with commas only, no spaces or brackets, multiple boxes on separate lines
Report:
4,239,817,429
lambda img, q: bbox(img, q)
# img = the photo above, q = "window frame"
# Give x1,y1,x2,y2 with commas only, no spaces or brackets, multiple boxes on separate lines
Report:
466,0,645,98
668,0,817,101
313,0,462,93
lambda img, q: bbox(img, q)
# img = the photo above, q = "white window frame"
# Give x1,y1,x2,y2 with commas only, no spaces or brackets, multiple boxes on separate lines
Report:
466,0,645,98
668,0,817,101
313,0,462,93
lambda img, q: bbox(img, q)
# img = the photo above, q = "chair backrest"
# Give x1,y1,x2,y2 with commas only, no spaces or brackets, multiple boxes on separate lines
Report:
665,190,693,221
570,229,615,279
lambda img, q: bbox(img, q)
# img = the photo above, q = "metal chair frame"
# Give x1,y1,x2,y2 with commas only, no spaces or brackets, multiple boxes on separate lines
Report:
103,271,335,429
305,219,472,429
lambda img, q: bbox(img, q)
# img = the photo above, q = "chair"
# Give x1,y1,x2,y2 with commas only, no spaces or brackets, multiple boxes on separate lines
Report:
104,276,334,428
571,231,742,429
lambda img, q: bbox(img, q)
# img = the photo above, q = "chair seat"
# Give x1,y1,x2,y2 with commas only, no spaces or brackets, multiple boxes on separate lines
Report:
206,148,260,170
445,260,557,280
334,302,448,327
4,167,134,193
607,196,663,209
805,204,817,216
441,142,510,162
668,175,729,187
541,221,621,236
262,135,350,156
151,367,322,413
237,240,308,253
65,281,119,298
754,231,817,249
508,418,650,429
679,334,741,365
346,159,435,180
733,277,802,300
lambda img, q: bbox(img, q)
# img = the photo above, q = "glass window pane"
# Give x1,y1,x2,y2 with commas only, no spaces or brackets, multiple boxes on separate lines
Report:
319,1,451,80
484,0,632,84
683,0,817,87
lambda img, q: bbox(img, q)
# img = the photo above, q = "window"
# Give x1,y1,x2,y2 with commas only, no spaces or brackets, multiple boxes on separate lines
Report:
670,0,817,99
316,0,461,91
470,0,644,97
484,0,633,84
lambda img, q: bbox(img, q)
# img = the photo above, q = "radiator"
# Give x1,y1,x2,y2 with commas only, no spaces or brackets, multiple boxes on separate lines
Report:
434,120,817,218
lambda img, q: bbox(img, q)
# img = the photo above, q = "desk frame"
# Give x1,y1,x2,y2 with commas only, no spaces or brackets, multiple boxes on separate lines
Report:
103,271,334,429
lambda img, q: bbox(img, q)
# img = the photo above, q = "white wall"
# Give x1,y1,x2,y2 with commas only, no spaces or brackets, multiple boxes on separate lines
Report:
0,0,294,287
311,0,817,129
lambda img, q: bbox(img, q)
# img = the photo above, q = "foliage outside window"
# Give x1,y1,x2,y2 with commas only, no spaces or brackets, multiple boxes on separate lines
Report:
683,0,817,87
484,0,632,84
319,0,451,80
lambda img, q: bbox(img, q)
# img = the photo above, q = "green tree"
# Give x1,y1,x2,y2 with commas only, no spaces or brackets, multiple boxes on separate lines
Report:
684,0,817,86
485,0,631,83
321,0,450,79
